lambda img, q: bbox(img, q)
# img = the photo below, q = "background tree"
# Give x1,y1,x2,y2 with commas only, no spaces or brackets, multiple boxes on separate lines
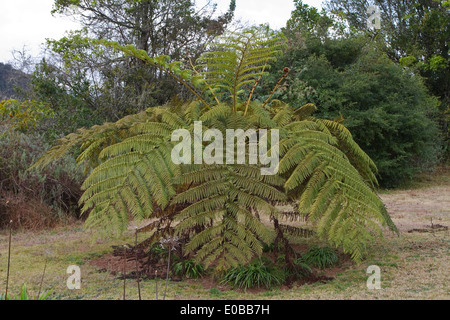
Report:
52,0,236,57
257,1,443,187
324,0,450,156
28,0,236,137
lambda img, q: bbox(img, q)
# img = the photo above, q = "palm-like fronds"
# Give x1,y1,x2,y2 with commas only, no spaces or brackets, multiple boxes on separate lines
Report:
275,102,398,261
31,26,397,266
173,163,285,271
196,26,286,109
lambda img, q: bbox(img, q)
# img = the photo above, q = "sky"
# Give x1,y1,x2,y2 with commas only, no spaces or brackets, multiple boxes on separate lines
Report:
0,0,323,64
198,0,323,29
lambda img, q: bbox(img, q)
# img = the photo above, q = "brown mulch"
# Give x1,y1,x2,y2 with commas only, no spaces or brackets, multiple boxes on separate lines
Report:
89,246,179,281
89,243,352,292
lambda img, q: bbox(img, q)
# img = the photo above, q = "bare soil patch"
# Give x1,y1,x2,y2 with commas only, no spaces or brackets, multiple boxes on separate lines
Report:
379,168,450,233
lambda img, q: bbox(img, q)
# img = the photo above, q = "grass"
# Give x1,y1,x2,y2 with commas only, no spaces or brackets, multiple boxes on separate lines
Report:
301,246,339,269
221,259,286,290
0,166,449,300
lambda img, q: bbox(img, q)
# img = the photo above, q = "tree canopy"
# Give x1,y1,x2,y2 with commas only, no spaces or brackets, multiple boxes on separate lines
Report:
256,0,445,187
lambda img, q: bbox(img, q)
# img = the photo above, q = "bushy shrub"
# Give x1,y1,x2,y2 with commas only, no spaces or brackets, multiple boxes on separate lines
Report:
0,99,55,132
0,126,83,229
261,35,443,187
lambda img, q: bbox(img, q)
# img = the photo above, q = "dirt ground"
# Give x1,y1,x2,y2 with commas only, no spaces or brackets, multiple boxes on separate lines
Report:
0,166,448,300
380,167,449,233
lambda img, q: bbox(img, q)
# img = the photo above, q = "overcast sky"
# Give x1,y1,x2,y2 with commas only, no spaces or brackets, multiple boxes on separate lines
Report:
0,0,323,64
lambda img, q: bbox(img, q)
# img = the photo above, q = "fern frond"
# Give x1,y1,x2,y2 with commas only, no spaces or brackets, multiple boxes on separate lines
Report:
94,39,210,107
196,26,286,110
174,165,282,270
279,224,315,238
278,110,398,261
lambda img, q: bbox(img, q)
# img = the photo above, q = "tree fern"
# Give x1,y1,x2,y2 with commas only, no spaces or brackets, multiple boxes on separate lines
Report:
31,26,397,268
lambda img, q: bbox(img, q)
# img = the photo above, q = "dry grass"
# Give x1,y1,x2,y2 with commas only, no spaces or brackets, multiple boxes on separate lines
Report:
0,167,448,300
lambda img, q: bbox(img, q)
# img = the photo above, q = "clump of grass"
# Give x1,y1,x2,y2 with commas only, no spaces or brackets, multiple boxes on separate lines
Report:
173,259,205,279
221,258,286,290
292,258,313,277
302,246,339,269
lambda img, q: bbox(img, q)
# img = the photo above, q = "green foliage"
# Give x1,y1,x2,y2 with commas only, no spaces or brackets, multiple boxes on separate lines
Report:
302,246,339,269
0,284,52,300
292,258,313,276
173,259,205,279
150,242,168,256
324,0,450,160
286,0,336,34
0,99,55,132
32,27,397,270
265,32,442,187
195,26,286,109
30,58,103,139
221,258,286,290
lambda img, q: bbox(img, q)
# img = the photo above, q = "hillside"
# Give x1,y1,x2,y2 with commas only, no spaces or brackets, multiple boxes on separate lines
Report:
0,63,30,99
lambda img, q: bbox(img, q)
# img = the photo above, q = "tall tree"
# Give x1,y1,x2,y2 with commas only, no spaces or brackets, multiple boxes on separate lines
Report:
30,0,236,134
52,0,236,59
257,1,442,187
324,0,450,153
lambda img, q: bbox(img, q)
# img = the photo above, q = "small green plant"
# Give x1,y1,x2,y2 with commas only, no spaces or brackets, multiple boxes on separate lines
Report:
302,246,339,269
150,242,168,256
262,242,283,253
147,241,169,262
221,259,286,290
173,259,205,279
293,258,313,277
1,284,52,300
276,253,285,265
